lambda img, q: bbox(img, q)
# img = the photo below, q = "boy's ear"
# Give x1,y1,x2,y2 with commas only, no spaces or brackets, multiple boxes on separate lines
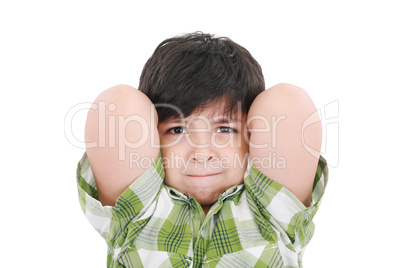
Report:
244,121,251,139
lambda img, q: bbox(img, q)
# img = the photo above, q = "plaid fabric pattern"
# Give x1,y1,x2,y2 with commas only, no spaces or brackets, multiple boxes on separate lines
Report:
77,153,328,267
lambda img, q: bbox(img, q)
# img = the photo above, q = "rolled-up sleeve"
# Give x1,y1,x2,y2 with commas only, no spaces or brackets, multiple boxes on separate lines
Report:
76,152,165,266
244,155,329,250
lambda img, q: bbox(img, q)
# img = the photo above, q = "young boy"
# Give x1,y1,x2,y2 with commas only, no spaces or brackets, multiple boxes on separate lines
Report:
77,32,328,267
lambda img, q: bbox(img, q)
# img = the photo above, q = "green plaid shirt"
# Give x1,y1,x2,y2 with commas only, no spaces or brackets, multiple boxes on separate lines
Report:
77,153,328,267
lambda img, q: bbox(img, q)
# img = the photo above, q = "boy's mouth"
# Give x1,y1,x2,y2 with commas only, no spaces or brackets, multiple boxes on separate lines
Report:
186,172,222,178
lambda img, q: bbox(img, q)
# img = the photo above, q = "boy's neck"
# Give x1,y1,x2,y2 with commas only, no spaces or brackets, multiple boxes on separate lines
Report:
202,205,211,216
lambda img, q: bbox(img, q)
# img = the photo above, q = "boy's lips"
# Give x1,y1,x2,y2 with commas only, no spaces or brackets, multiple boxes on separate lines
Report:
185,172,222,177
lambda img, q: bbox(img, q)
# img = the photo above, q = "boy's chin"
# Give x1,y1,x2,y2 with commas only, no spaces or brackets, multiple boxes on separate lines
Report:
191,191,220,207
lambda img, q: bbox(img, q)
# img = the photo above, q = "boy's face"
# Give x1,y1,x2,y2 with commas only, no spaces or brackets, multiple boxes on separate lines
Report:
157,102,249,211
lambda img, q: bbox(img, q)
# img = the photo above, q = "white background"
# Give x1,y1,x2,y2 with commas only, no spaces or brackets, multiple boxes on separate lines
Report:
1,0,401,267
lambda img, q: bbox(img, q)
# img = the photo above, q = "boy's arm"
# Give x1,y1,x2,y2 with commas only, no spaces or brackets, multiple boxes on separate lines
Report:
247,83,322,207
85,85,160,206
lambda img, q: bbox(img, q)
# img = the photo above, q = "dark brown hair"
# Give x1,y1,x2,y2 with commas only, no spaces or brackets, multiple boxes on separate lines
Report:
139,32,265,122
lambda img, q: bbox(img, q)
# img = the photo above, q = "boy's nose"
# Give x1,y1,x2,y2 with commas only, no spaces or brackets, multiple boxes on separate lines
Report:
187,132,216,162
187,131,212,148
191,151,214,162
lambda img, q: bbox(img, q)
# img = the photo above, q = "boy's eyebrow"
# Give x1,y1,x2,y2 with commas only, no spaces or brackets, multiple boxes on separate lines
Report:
167,118,187,123
211,117,243,123
167,117,243,124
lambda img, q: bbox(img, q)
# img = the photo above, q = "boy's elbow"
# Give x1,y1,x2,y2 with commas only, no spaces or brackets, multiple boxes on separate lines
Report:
248,82,322,156
249,83,319,124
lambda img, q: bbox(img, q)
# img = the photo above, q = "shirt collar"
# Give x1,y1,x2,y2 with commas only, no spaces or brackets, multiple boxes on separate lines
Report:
164,183,244,203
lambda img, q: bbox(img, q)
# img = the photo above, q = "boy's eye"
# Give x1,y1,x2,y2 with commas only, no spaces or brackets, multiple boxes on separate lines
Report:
217,127,235,133
168,127,187,134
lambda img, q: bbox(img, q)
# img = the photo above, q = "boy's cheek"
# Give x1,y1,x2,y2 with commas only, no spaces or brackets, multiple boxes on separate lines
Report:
159,135,183,149
211,134,232,147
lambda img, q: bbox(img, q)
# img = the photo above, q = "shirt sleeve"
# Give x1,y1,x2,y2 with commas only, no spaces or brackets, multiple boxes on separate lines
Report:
244,155,329,250
76,151,165,245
